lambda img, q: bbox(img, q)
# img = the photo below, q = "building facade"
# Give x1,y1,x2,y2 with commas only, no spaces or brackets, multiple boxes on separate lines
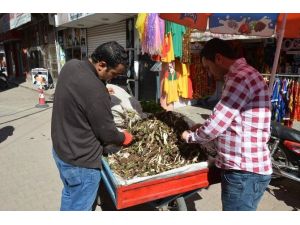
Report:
0,13,58,79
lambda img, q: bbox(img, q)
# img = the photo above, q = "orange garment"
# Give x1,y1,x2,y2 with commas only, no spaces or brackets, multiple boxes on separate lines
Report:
294,81,300,121
161,33,175,63
151,55,161,62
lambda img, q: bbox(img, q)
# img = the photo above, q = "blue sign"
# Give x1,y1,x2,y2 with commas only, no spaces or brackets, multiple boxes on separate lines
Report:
209,13,279,36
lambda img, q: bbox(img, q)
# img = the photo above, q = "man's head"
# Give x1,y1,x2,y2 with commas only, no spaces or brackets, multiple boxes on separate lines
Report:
201,38,237,81
90,41,128,81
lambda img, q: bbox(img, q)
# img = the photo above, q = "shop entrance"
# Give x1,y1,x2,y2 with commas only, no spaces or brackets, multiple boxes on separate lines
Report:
4,41,23,78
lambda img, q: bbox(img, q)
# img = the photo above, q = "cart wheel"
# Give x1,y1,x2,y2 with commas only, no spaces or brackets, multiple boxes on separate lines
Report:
173,197,187,211
159,197,187,211
96,194,101,206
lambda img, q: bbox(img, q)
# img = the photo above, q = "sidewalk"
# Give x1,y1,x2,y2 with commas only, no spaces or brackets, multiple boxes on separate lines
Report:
7,75,56,98
7,75,300,131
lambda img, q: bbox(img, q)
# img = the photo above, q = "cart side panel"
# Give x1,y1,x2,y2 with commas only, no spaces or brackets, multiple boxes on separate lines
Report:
101,159,118,206
115,169,209,209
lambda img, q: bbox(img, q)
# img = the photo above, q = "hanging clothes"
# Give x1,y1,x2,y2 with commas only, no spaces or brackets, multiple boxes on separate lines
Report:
135,13,148,55
150,16,165,61
294,80,300,121
135,13,147,40
160,63,174,111
144,13,164,55
163,70,179,104
175,59,193,99
271,77,300,123
182,28,191,64
271,78,287,122
161,32,175,63
137,13,165,56
279,79,288,121
189,54,215,99
165,21,186,59
288,79,295,120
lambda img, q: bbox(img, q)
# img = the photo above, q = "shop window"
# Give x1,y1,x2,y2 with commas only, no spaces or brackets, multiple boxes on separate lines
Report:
58,28,87,63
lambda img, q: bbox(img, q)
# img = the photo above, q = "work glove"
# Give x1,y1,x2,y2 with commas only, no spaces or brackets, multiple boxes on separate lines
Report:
122,130,133,146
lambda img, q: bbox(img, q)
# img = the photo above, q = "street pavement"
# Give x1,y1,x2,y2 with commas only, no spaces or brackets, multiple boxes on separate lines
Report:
0,85,60,210
0,84,299,211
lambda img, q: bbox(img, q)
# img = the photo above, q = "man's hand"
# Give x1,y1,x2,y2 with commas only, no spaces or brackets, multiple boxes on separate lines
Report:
107,87,115,95
122,130,133,146
190,123,202,132
181,130,191,143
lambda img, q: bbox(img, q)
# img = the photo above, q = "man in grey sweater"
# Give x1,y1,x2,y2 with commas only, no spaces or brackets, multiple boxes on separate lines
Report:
52,41,133,211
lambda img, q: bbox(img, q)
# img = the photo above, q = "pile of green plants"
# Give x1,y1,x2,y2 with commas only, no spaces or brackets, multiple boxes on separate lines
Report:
140,100,163,114
107,111,216,179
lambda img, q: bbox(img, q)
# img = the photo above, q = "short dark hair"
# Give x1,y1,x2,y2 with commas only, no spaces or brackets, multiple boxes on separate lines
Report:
201,38,237,62
91,41,128,69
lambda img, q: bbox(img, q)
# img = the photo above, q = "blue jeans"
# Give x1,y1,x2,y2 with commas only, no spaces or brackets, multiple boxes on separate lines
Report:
52,149,101,211
221,170,271,211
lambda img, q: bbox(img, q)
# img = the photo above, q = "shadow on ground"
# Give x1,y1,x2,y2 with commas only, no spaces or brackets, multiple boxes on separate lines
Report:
185,192,203,210
199,114,210,120
267,178,300,211
0,126,15,143
0,81,19,92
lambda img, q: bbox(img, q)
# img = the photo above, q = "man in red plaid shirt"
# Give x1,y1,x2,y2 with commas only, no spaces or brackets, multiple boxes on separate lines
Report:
182,38,272,211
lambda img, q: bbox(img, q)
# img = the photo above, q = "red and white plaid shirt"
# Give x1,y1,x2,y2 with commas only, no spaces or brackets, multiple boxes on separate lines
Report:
188,58,272,175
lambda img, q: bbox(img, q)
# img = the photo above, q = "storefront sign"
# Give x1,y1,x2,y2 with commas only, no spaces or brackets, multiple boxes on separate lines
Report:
56,13,93,26
190,30,264,42
68,13,91,21
0,13,31,33
282,39,300,51
210,13,279,37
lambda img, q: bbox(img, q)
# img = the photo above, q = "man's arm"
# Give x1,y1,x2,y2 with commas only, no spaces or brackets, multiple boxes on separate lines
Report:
86,91,125,146
184,76,249,144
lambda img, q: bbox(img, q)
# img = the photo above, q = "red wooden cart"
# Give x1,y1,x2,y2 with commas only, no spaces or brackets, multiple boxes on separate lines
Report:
100,158,220,210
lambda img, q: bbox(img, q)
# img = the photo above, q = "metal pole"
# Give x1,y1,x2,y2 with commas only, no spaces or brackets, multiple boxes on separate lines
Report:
269,13,287,94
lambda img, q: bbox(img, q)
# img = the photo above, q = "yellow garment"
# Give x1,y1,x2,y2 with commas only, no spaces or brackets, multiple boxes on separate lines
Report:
135,13,147,40
163,71,179,104
161,33,175,63
177,62,190,99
